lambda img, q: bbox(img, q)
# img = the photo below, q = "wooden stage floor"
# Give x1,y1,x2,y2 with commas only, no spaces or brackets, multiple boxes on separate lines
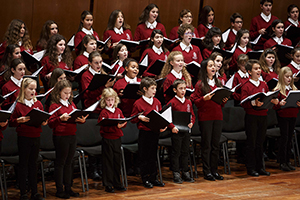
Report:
5,158,300,199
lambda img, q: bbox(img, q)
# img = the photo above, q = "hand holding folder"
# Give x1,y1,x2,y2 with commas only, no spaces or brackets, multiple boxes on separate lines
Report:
24,106,61,127
240,90,279,110
65,100,100,123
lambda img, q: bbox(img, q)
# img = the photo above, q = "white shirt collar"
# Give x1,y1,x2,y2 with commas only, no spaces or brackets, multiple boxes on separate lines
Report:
82,27,94,35
237,70,249,78
142,95,153,105
232,29,237,35
124,75,137,83
105,106,115,113
18,41,22,46
114,27,124,35
273,36,283,44
216,71,221,78
249,79,260,87
179,42,193,53
175,95,185,104
260,12,271,23
118,60,123,67
268,66,274,72
171,69,182,79
60,99,69,107
207,78,215,87
24,99,34,107
207,24,213,29
214,45,220,49
58,54,62,62
291,60,300,70
285,85,292,90
145,21,157,29
238,45,247,53
152,45,163,55
89,66,100,76
83,51,89,58
288,18,299,27
10,76,23,87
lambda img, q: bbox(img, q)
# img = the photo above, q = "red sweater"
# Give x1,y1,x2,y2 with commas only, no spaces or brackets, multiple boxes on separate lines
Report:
202,48,212,59
240,80,269,116
74,54,88,70
273,90,300,118
263,38,292,50
190,80,223,121
74,30,100,55
131,97,162,131
172,44,203,64
197,24,214,38
110,63,125,75
113,77,141,117
232,72,250,101
287,63,300,75
134,23,167,41
218,73,227,85
261,71,278,83
40,56,72,80
229,47,252,72
224,29,237,50
10,101,43,137
140,48,169,77
1,79,20,109
250,14,278,50
169,26,199,40
98,107,125,139
48,102,78,136
167,96,195,129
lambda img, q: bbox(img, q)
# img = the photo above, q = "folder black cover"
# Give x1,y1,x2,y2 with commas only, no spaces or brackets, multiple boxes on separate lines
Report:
163,37,179,46
267,78,278,91
272,44,294,64
247,50,263,60
23,66,44,78
87,74,115,91
212,48,234,59
24,106,61,127
164,85,194,98
73,88,87,105
281,90,300,108
36,87,54,101
118,39,139,51
0,110,12,122
146,59,166,75
21,50,45,68
139,53,148,75
67,35,75,51
66,100,100,123
191,38,203,49
63,64,88,77
0,89,17,104
186,61,201,77
97,113,141,126
286,25,300,40
207,87,235,105
76,36,111,52
172,111,191,133
240,90,279,110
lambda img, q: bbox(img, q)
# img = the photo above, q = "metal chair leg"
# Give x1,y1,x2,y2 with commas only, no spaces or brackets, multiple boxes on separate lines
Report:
77,154,85,192
292,136,297,167
40,161,46,198
224,142,231,174
157,150,163,184
79,150,89,191
222,143,227,174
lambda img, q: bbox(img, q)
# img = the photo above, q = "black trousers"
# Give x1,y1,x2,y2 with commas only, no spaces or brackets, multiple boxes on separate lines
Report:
102,137,122,187
277,116,296,164
138,130,159,183
199,120,222,175
171,131,190,172
53,135,76,192
18,136,40,195
245,114,267,171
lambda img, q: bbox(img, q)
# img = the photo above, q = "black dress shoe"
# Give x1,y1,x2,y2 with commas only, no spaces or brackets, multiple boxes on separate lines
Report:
204,173,216,181
286,162,296,170
66,189,79,197
55,191,70,199
143,181,153,188
105,186,115,193
114,186,127,191
30,193,44,200
247,170,259,177
280,163,291,171
212,172,224,180
258,169,270,176
150,180,165,187
91,171,101,181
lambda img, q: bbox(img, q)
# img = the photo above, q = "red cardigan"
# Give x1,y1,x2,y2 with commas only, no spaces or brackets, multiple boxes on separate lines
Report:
172,44,203,64
202,48,212,59
263,38,292,50
134,23,167,41
74,54,88,70
1,79,20,109
40,56,72,80
169,26,199,40
197,24,214,38
224,29,237,50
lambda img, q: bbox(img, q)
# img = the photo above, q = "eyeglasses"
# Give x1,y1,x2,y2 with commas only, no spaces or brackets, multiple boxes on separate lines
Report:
234,21,243,24
184,32,194,36
183,15,193,19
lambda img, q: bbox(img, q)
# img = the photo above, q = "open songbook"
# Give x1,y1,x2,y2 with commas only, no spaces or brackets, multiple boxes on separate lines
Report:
207,84,240,105
139,53,148,75
87,69,118,91
66,100,100,123
172,111,191,133
63,64,88,77
0,100,17,122
212,43,237,59
24,106,61,127
281,90,300,108
118,39,149,51
97,112,141,126
21,50,45,67
240,90,279,110
24,66,44,78
0,89,17,104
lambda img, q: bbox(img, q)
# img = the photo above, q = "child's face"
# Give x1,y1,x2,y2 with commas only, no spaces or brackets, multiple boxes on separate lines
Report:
248,63,261,81
19,24,25,38
207,60,216,79
283,71,293,86
82,14,93,30
60,87,72,101
149,7,159,23
182,29,193,45
238,62,247,73
214,55,223,70
170,54,184,73
180,12,193,25
174,83,186,98
12,47,21,59
12,63,25,80
24,81,36,100
151,33,164,48
240,33,249,47
90,56,103,72
212,35,221,46
289,7,299,21
231,17,243,31
84,39,97,54
207,11,214,24
126,62,139,79
117,45,128,61
57,73,66,82
265,53,275,67
273,23,284,38
50,23,58,36
105,96,115,108
293,51,300,64
114,12,124,28
56,39,66,55
144,85,156,98
261,2,272,15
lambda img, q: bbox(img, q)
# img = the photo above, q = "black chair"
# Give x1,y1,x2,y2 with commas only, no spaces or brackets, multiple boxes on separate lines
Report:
0,126,46,200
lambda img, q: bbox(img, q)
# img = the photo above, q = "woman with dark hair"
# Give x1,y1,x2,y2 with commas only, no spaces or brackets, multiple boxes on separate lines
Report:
197,6,215,38
201,27,224,59
284,4,300,46
36,20,58,52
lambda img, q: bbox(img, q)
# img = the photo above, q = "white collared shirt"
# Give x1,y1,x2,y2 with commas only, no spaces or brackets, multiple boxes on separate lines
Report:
175,95,185,104
24,99,34,107
118,60,123,67
260,12,271,23
273,36,283,44
285,85,292,90
249,78,260,87
105,106,115,113
288,18,299,27
207,78,215,87
216,71,221,78
291,60,300,70
214,45,220,49
142,95,153,105
124,75,137,83
237,70,249,78
238,45,247,53
268,66,274,72
152,45,163,55
232,29,237,35
89,67,100,76
145,21,157,29
10,76,23,87
83,51,89,58
18,41,22,46
58,54,62,62
171,69,182,79
60,99,69,107
179,42,193,53
114,27,124,35
82,27,94,35
207,24,213,29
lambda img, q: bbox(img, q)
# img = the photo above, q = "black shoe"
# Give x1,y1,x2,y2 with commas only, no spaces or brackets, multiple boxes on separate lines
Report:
204,173,215,181
91,171,101,181
105,186,115,193
212,172,224,180
114,186,127,191
182,171,194,183
286,162,296,170
150,180,165,187
55,191,70,199
280,163,291,171
20,194,29,200
143,181,153,188
30,193,44,200
66,189,79,197
258,169,270,176
247,170,259,177
173,172,183,184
